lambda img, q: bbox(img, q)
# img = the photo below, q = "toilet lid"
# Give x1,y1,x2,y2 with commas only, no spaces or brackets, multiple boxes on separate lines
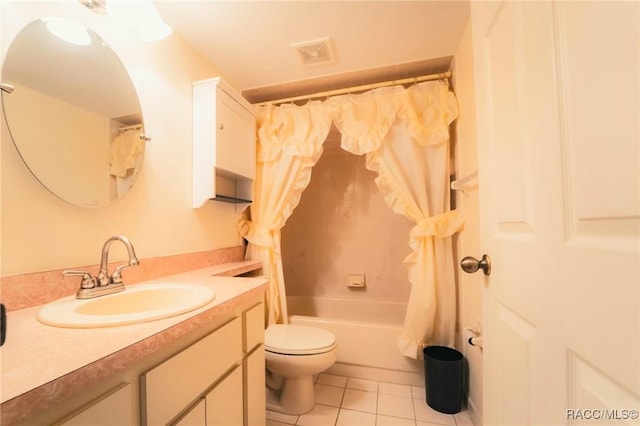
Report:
265,324,336,355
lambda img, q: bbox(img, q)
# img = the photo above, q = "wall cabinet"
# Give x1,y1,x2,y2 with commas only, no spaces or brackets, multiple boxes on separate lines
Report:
193,77,256,207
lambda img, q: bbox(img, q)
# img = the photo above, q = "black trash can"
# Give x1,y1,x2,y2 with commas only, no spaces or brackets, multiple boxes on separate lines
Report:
423,345,463,414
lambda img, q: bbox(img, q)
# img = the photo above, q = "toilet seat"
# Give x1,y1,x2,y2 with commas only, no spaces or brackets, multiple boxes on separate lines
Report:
265,324,336,355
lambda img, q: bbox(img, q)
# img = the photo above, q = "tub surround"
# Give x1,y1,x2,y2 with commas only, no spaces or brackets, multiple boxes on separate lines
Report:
282,135,414,304
0,246,250,311
0,262,266,426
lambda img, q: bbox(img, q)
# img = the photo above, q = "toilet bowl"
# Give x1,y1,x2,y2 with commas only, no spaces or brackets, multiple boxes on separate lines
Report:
265,324,337,415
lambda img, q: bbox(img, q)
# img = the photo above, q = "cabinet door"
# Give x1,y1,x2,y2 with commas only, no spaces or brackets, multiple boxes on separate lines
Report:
215,87,255,179
243,302,264,353
205,367,243,426
55,383,132,426
142,318,242,425
175,399,206,426
244,345,266,426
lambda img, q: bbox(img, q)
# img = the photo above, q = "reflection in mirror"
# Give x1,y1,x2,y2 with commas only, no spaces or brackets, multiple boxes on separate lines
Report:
1,17,145,207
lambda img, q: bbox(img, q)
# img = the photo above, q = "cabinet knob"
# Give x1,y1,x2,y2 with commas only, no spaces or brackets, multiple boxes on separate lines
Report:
217,124,224,130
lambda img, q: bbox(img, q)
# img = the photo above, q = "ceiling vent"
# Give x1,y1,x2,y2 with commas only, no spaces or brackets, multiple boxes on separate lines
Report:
292,38,335,66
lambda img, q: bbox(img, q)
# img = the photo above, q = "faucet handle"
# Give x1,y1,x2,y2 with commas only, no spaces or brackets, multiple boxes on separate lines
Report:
110,260,138,285
63,270,97,289
110,266,126,284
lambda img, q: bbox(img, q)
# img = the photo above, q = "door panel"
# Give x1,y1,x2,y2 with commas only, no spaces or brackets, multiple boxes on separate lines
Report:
555,2,639,226
471,1,640,424
484,1,535,233
496,305,536,425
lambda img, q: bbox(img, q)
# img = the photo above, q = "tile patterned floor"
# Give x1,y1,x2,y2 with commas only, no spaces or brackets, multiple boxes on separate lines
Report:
266,373,474,426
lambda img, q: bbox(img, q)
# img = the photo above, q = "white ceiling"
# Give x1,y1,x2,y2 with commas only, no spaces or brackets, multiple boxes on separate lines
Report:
4,17,141,120
156,1,470,103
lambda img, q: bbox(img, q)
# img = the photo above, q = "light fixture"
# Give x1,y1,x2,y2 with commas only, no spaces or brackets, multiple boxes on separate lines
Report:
78,0,172,42
106,0,173,42
79,0,107,14
42,17,92,46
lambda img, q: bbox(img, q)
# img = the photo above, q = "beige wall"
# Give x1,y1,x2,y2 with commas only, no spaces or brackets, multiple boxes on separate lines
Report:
452,21,483,425
282,131,414,302
8,83,112,206
0,2,243,275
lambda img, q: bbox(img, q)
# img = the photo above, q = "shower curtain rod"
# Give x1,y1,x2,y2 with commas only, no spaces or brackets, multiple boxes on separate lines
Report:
119,123,142,133
254,70,452,107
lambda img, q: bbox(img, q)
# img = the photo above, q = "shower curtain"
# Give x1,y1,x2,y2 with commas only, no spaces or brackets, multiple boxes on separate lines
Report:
239,80,462,358
238,102,333,325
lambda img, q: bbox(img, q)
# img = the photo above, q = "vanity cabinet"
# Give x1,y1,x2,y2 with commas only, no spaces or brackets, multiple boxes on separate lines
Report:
176,399,206,426
55,383,132,426
141,302,265,426
244,303,266,426
176,366,245,426
5,267,266,426
141,317,243,425
176,367,244,426
204,367,243,426
193,77,256,207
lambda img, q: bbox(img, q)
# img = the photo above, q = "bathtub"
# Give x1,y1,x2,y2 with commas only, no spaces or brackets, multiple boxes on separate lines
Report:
287,296,423,385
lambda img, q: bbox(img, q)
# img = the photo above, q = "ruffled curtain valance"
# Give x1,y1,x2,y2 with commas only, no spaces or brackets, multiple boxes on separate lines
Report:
256,101,331,162
328,82,458,155
239,80,462,358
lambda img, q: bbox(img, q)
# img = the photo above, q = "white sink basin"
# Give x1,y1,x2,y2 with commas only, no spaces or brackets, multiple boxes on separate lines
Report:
37,283,216,328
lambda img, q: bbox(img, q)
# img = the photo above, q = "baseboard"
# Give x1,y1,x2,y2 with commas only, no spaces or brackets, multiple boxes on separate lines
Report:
325,362,424,387
467,396,482,425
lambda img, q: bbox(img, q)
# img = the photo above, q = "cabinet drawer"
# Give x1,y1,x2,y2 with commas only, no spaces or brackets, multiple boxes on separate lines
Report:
142,318,242,425
244,302,264,352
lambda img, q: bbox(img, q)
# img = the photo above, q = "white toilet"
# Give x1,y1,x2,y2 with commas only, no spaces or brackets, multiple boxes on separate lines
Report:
265,324,337,415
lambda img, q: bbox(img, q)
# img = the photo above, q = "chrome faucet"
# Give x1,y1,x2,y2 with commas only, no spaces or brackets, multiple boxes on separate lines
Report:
63,235,139,299
97,235,139,286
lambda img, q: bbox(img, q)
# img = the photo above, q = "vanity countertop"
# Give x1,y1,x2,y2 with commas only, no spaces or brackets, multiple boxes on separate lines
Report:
0,261,266,424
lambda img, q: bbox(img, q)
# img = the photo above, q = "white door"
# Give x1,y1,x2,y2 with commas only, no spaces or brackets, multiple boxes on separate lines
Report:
470,1,639,425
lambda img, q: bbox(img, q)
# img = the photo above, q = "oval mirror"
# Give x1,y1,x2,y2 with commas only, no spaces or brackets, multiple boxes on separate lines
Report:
1,17,145,208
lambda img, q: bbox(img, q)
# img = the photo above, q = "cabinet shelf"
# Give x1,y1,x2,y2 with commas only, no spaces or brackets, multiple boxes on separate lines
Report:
213,194,253,204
